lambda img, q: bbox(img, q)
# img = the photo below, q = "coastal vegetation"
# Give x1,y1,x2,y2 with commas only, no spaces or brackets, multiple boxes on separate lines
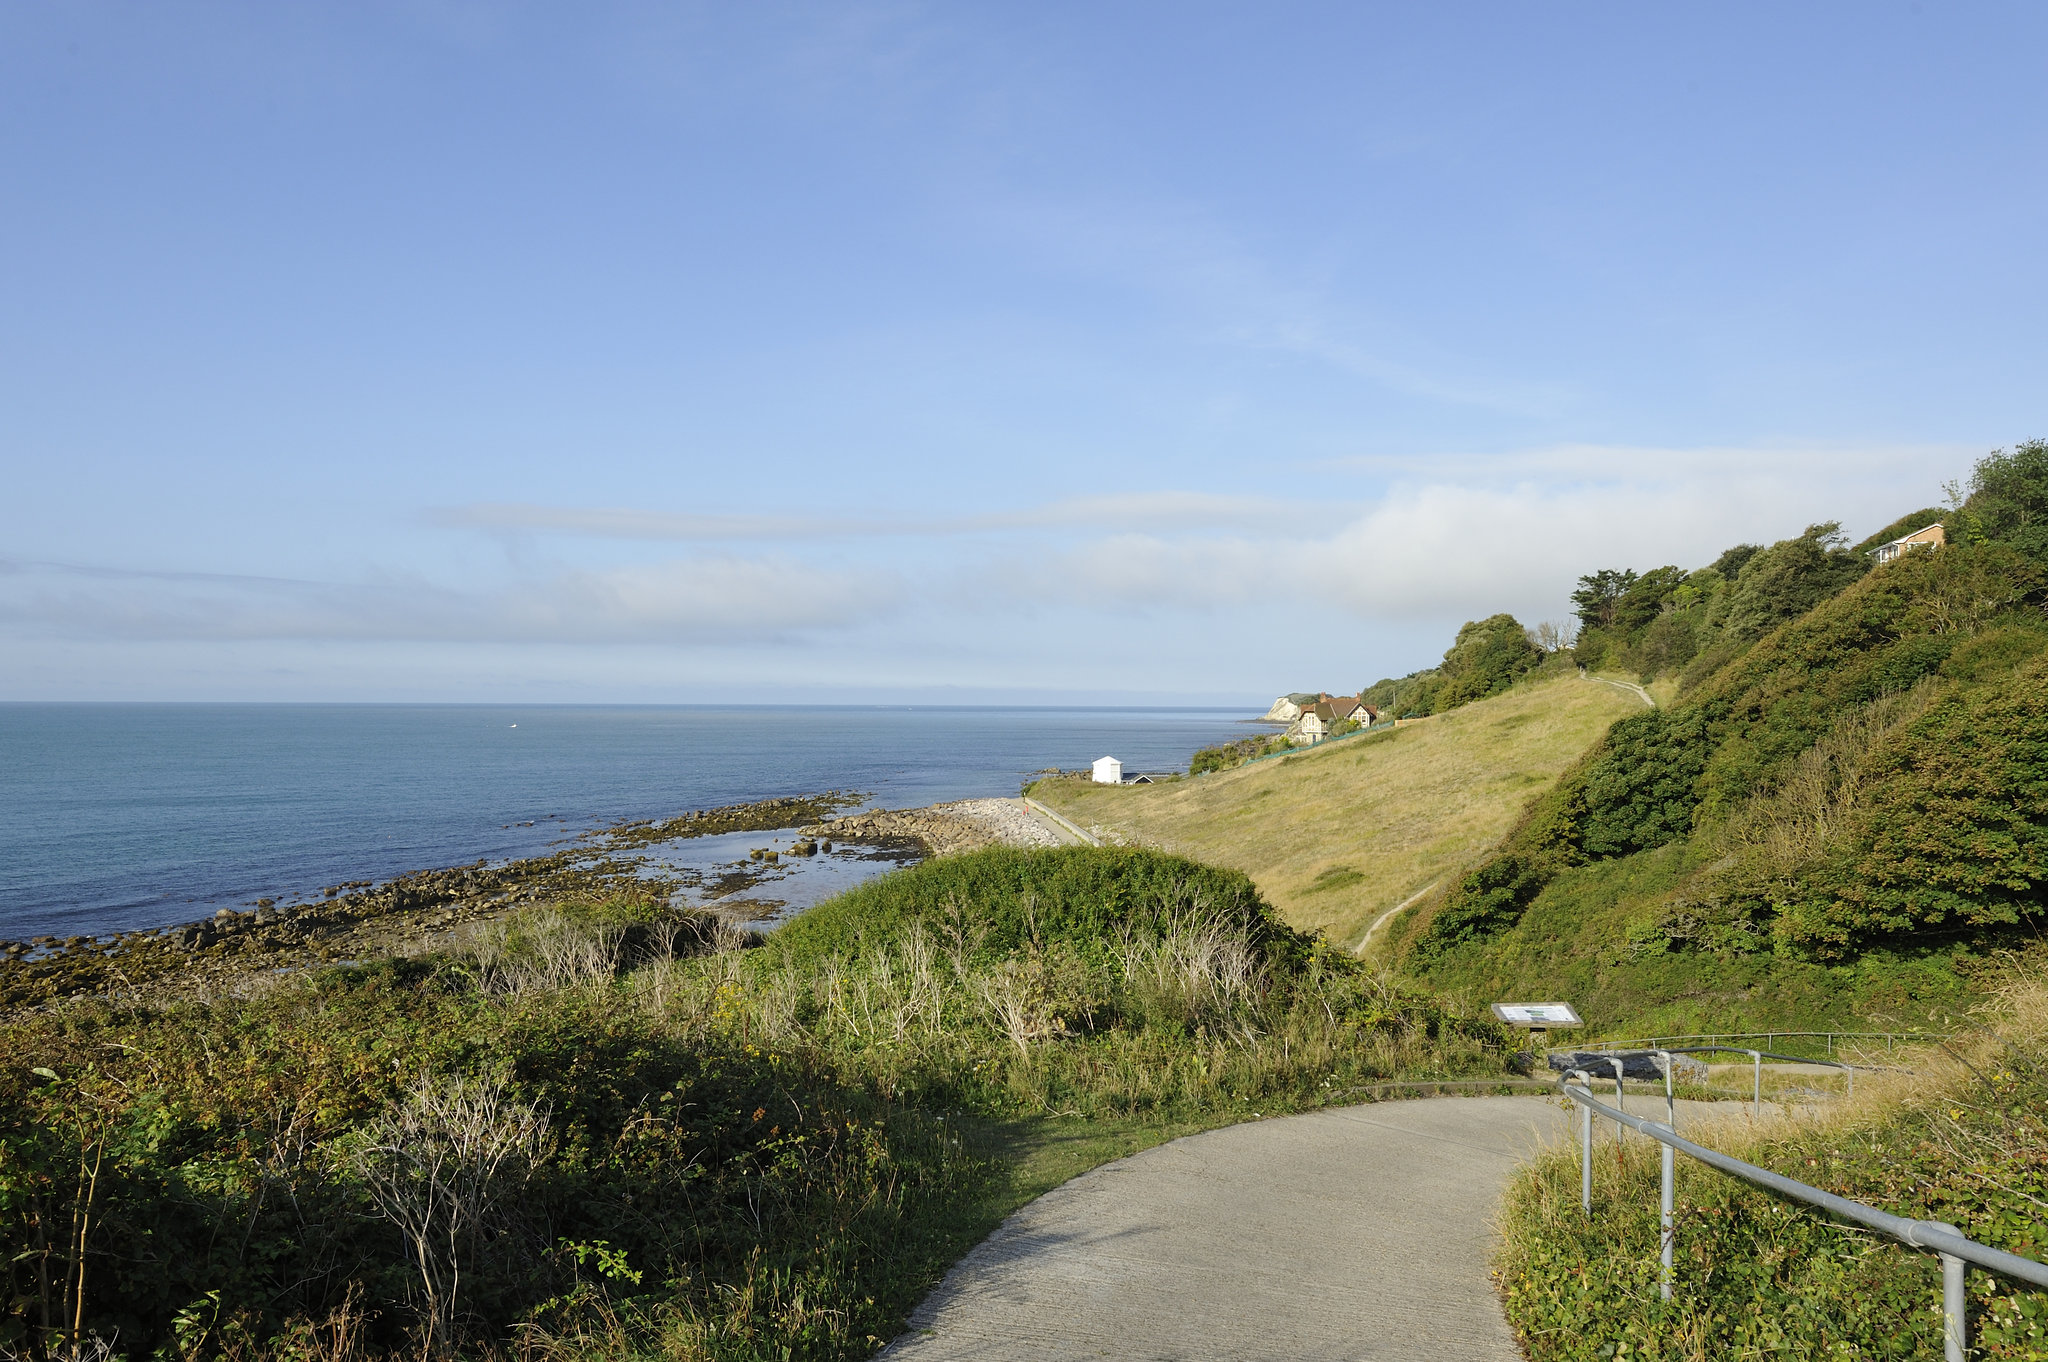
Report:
0,847,1511,1361
1030,673,1644,947
1186,734,1285,775
1357,611,1551,719
1387,445,2048,1032
1497,968,2048,1359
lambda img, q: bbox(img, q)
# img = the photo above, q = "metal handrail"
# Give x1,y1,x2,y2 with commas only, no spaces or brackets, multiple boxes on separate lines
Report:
1561,1070,2047,1360
1573,1029,1950,1057
1662,1043,1864,1111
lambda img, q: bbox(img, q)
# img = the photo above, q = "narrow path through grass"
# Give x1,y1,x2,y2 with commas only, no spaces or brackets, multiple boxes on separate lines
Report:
1034,674,1640,947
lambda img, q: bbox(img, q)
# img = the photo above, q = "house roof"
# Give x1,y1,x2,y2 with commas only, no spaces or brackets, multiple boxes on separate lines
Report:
1882,523,1946,548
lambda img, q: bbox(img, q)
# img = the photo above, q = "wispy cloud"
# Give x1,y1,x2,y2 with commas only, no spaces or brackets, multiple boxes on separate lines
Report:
959,190,1575,416
430,491,1328,541
5,443,1956,662
0,555,899,644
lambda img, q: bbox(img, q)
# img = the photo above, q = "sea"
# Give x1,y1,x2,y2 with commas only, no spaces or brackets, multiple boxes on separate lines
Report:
0,703,1262,942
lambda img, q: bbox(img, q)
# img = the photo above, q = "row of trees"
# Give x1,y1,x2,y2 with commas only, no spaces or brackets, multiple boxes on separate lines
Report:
1357,614,1545,719
1566,440,2048,687
1338,443,2045,726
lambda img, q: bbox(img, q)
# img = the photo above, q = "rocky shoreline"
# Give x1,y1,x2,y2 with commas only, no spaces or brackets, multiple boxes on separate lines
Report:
0,791,1068,1015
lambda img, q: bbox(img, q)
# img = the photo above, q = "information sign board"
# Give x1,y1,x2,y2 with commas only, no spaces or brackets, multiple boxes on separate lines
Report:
1490,1002,1583,1028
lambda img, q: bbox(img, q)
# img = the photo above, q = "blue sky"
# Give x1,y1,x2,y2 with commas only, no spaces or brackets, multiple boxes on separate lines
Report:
3,3,2043,703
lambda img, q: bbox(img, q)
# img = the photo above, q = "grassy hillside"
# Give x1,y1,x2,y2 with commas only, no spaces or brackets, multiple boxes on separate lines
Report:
1031,671,1644,949
1384,473,2048,1033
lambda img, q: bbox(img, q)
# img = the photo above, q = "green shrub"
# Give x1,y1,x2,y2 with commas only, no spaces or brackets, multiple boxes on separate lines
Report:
1434,613,1543,708
1,849,1511,1361
1498,975,2048,1360
1956,438,2048,566
1576,707,1717,857
1188,735,1280,774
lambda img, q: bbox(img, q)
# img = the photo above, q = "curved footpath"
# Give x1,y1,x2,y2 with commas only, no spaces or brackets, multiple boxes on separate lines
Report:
882,1095,1566,1361
887,1092,1739,1359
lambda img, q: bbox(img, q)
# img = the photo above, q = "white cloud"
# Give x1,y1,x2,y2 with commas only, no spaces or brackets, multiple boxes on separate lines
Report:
1010,444,1961,625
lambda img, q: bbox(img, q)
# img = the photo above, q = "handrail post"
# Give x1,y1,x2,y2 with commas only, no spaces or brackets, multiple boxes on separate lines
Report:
1936,1221,1966,1362
1652,1049,1675,1130
1748,1049,1762,1119
1608,1057,1627,1138
1658,1129,1675,1301
1571,1070,1592,1215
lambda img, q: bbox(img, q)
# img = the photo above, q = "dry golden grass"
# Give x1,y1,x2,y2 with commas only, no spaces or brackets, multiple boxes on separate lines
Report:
1033,672,1642,950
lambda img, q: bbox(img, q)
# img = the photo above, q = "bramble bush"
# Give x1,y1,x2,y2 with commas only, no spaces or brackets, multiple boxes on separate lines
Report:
0,848,1510,1362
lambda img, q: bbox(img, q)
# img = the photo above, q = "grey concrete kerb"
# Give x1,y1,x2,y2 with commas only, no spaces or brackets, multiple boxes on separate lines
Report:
880,1095,1574,1362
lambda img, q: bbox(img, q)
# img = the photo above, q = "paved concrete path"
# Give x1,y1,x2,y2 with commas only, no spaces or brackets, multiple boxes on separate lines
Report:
881,1096,1571,1362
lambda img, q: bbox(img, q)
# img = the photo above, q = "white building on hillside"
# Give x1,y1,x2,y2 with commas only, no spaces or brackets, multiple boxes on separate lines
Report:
1092,756,1124,785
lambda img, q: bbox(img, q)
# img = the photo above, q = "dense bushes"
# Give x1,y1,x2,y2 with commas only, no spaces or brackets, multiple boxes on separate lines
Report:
1575,706,1718,858
1574,523,1869,680
4,849,1508,1361
1497,971,2048,1360
1955,439,2048,565
1187,735,1282,774
0,954,969,1362
1361,611,1546,719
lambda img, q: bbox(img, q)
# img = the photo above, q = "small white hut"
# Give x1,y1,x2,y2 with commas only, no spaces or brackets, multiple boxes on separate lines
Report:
1092,755,1124,785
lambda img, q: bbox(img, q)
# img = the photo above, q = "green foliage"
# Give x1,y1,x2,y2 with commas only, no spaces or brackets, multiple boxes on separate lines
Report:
1188,735,1281,775
1956,438,2048,565
1713,521,1869,643
1404,532,2048,988
1788,654,2048,955
1576,707,1717,858
1610,565,1689,636
1707,541,1763,577
1415,854,1549,953
0,850,1509,1361
1361,617,1541,719
1369,670,1442,718
1433,613,1543,709
1498,986,2048,1360
1571,569,1638,633
763,847,1301,976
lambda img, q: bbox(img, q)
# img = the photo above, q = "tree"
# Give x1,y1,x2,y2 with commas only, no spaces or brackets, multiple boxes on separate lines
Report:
1708,543,1762,577
1571,569,1638,632
1610,565,1689,638
1715,522,1866,642
1434,614,1542,708
1954,439,2048,565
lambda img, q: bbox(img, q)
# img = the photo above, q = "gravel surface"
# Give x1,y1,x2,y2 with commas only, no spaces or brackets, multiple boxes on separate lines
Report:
937,798,1065,848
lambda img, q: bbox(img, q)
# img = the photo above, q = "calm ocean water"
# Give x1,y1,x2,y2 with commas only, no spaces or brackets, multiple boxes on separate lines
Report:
0,704,1259,940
